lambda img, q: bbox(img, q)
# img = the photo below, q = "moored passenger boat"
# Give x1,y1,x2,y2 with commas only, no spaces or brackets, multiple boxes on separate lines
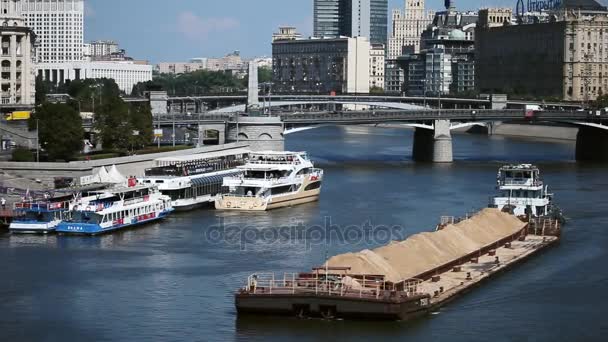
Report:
56,185,173,235
8,185,108,234
139,149,248,211
215,151,323,211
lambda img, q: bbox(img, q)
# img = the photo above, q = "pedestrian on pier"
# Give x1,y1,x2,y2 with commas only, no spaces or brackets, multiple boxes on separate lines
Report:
1,197,6,209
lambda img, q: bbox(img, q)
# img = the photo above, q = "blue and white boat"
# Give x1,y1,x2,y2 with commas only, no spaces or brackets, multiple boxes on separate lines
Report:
8,186,107,234
56,185,174,235
9,195,73,234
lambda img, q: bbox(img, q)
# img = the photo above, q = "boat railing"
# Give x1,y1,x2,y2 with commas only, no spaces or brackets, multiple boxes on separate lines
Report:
224,175,303,184
242,273,423,300
248,159,300,165
80,195,152,212
14,201,70,211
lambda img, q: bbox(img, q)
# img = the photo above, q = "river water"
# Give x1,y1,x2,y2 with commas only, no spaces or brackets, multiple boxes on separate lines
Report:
1,126,607,341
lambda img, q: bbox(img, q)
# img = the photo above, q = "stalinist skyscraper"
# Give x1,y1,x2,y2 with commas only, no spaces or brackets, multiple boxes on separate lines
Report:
387,0,434,59
385,0,434,93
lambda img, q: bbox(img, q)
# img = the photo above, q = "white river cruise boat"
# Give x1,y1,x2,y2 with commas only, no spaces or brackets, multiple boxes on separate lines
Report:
139,149,248,211
490,164,559,218
215,151,323,211
56,185,173,235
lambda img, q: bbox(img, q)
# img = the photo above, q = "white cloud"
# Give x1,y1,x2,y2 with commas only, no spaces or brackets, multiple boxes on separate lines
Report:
176,11,239,42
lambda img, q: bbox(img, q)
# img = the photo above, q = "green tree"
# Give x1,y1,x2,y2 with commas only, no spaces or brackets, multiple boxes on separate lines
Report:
591,94,608,110
34,103,84,161
131,69,247,96
258,66,273,84
94,81,132,150
129,103,154,149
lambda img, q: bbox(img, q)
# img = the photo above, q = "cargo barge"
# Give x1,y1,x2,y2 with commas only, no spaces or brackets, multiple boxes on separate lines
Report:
235,209,561,321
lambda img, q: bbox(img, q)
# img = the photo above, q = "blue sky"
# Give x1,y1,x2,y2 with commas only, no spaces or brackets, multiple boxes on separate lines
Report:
82,0,558,62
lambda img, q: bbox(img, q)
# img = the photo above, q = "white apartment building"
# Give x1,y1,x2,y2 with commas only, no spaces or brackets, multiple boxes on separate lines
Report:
20,0,84,63
0,0,36,106
87,40,120,57
369,43,385,90
36,60,152,93
156,60,207,75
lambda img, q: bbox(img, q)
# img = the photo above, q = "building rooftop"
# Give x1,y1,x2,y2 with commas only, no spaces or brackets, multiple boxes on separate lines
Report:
562,0,607,11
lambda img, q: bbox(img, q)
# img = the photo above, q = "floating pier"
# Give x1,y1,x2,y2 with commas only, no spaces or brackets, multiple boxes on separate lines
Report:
235,209,561,321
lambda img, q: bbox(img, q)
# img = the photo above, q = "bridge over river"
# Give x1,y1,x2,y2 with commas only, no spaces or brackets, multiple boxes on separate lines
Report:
148,108,608,163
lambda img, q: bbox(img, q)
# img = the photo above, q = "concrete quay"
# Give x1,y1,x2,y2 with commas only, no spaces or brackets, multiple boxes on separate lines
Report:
0,143,250,189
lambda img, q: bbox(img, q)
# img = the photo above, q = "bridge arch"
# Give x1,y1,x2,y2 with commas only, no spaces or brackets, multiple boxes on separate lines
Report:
237,132,249,140
258,133,273,140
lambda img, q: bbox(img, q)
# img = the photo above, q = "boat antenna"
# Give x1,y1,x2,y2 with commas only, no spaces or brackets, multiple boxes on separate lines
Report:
325,248,329,278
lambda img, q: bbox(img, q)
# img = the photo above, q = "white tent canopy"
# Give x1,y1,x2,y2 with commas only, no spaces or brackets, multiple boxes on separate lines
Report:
107,165,127,184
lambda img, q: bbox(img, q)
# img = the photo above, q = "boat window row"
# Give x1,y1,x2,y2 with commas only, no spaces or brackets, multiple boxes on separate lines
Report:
149,156,248,176
244,170,292,179
270,185,298,195
304,182,322,191
500,190,542,198
163,181,226,201
503,171,536,179
100,203,161,223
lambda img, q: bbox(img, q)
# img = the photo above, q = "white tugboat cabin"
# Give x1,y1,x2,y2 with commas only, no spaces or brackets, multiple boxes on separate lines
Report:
491,164,553,217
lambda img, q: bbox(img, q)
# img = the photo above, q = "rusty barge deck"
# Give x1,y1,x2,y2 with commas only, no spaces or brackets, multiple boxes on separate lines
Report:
235,210,561,321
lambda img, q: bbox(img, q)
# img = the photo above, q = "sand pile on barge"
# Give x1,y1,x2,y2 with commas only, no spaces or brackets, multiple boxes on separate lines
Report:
327,209,526,283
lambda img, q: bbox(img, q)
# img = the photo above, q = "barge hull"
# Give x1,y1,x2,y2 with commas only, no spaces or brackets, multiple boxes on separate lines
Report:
236,293,429,320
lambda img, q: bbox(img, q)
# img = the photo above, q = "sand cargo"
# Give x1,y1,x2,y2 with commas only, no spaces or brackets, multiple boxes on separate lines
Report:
235,208,561,320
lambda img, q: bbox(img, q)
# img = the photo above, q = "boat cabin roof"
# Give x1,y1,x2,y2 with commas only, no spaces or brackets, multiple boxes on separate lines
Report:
91,185,153,195
250,151,307,157
154,148,250,165
237,164,295,171
500,164,539,172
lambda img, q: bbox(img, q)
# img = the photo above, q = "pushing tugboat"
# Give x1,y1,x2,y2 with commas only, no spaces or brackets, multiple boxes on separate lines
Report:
490,164,564,222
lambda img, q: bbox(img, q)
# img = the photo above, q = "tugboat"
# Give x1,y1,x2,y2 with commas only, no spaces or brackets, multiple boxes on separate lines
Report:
56,184,173,235
215,151,323,211
490,164,563,221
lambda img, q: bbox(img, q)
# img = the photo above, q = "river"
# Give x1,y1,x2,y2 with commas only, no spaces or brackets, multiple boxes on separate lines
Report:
1,126,607,341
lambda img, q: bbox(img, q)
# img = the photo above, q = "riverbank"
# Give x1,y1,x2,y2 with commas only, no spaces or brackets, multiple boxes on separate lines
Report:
491,123,578,141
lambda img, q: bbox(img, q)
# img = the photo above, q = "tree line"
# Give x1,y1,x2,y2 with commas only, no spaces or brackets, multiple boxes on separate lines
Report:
29,77,153,162
131,67,272,97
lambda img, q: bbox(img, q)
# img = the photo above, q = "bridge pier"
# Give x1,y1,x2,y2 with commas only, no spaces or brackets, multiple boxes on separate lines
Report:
576,126,608,162
227,117,284,151
412,120,453,163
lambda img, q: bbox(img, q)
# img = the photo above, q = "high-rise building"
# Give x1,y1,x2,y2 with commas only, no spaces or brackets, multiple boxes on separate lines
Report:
388,0,434,59
370,0,388,46
313,0,342,38
0,0,36,106
20,0,84,63
313,0,388,45
385,0,434,93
